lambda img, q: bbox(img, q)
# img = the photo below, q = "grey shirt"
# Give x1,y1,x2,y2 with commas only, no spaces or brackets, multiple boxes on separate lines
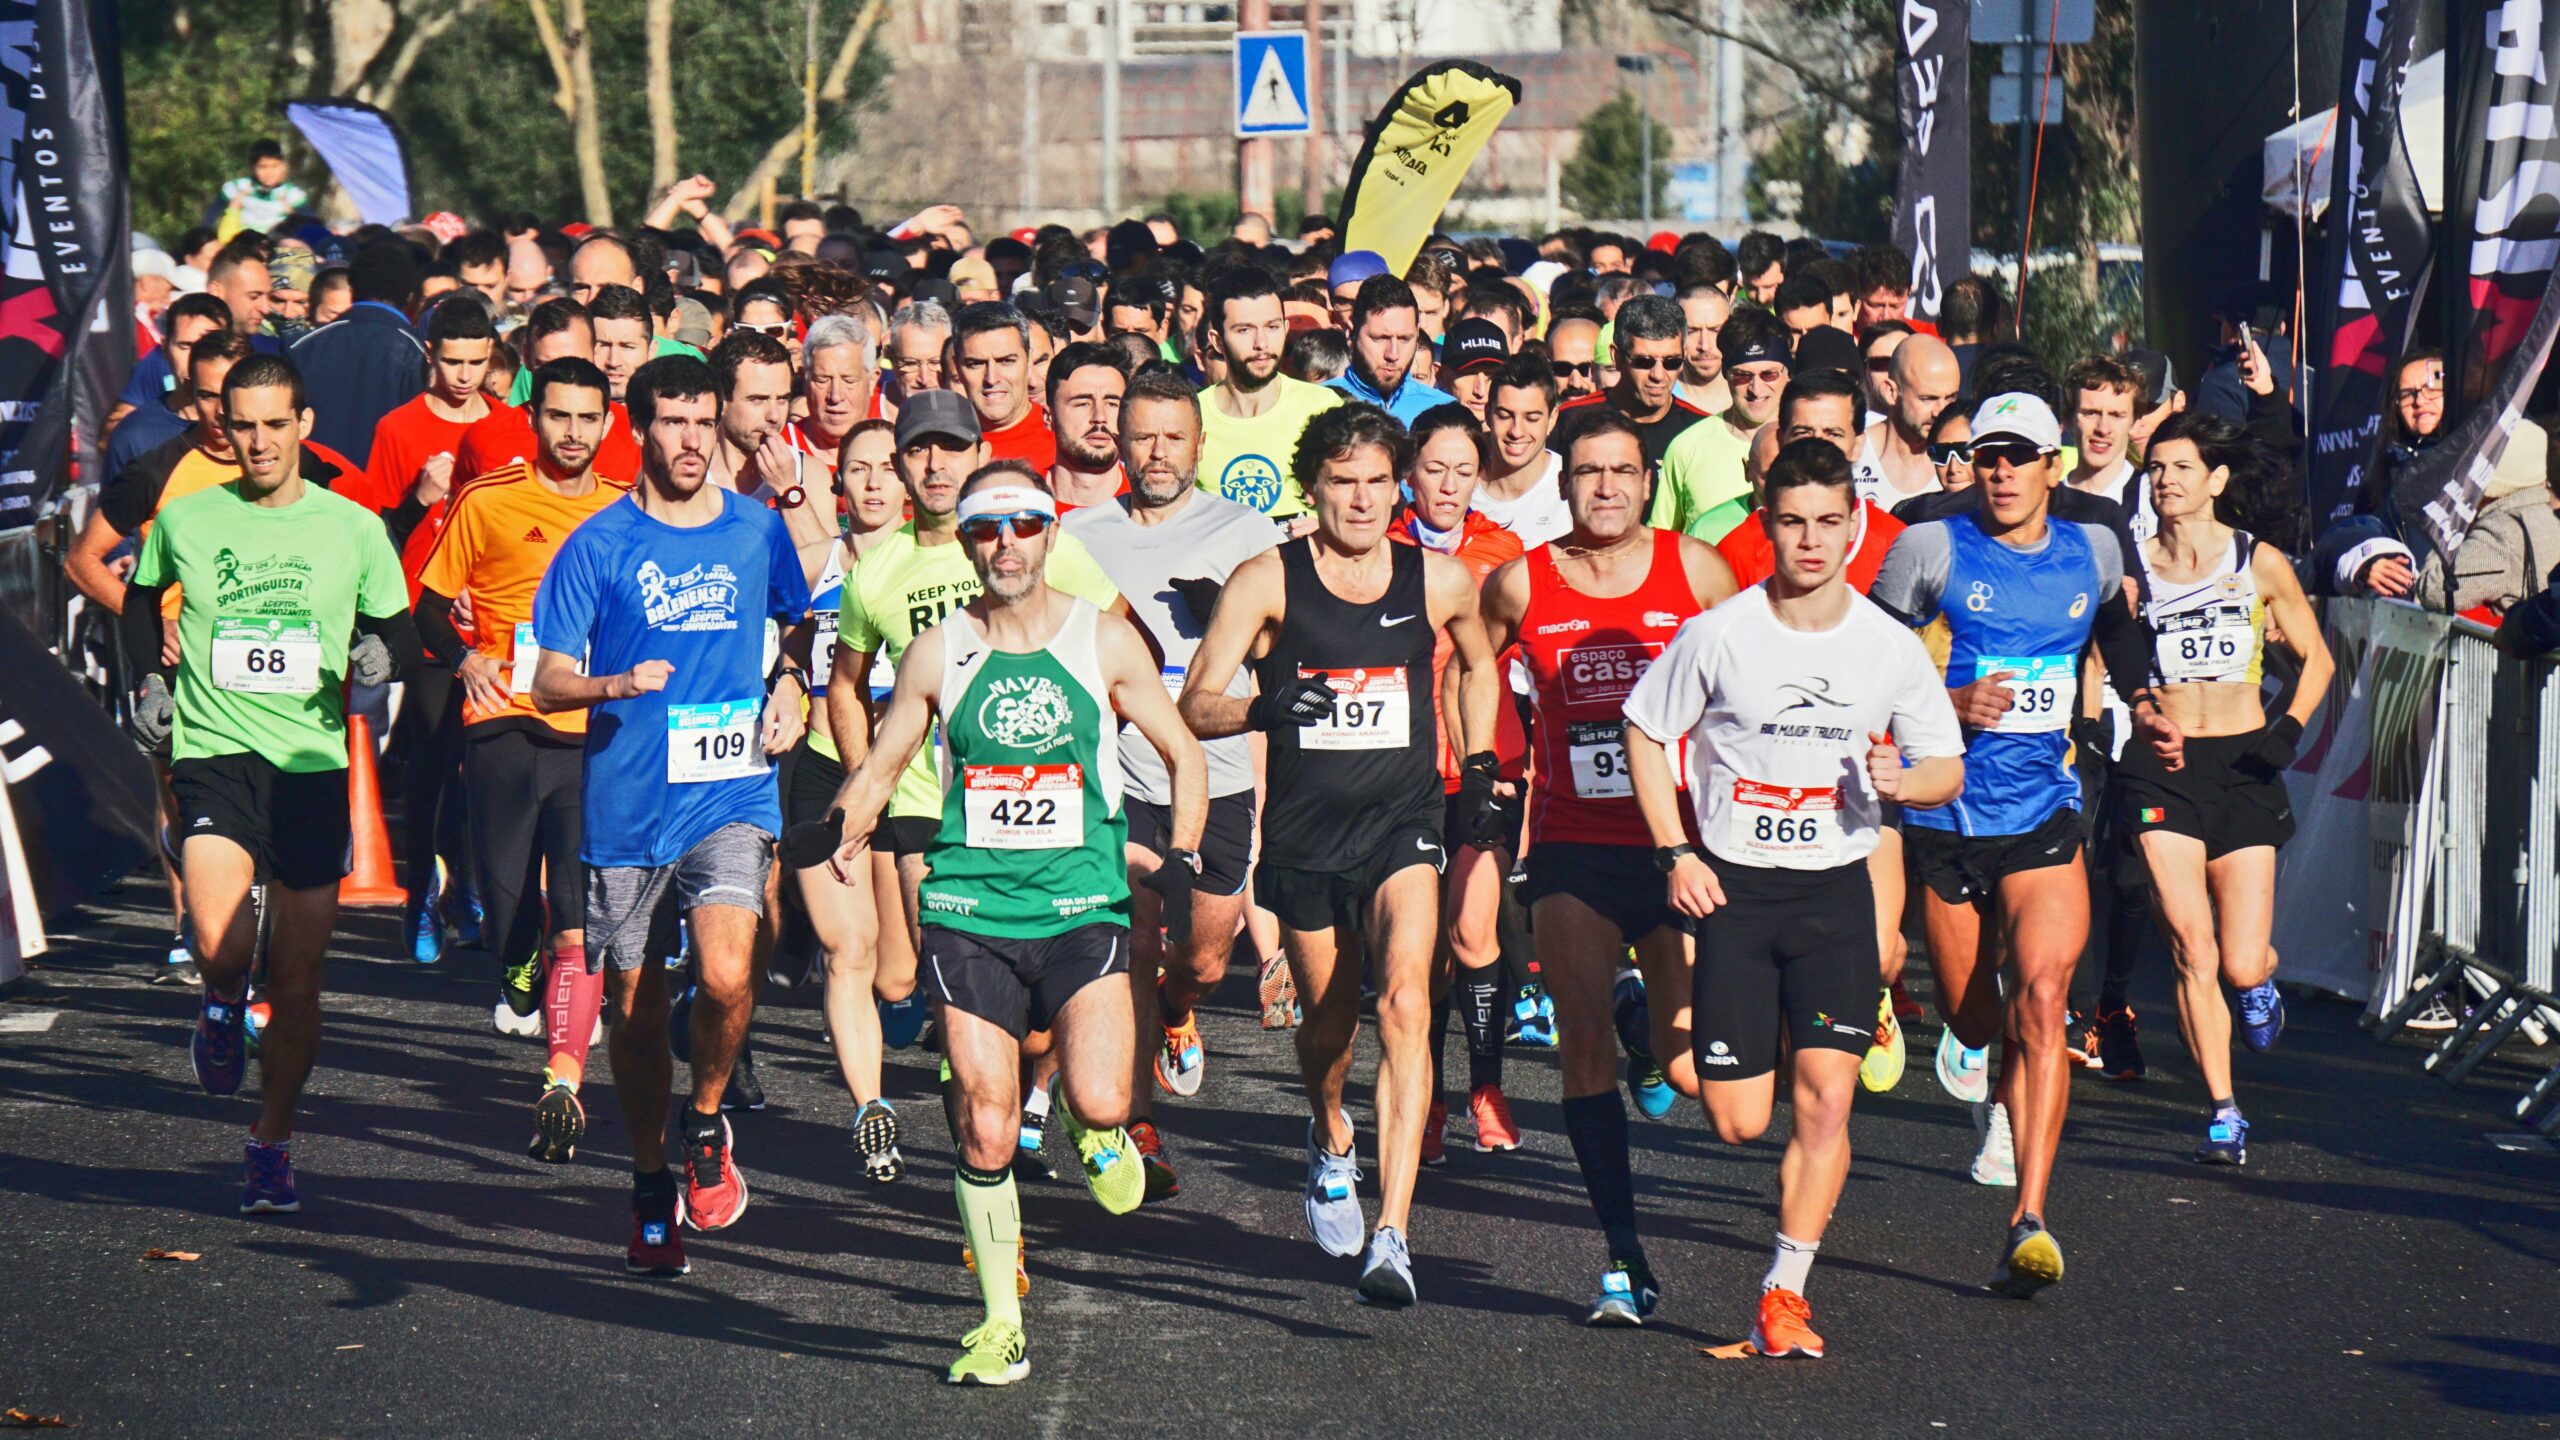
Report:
1869,514,2127,629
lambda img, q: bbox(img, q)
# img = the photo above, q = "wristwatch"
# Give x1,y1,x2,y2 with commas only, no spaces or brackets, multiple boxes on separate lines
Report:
1652,843,1701,873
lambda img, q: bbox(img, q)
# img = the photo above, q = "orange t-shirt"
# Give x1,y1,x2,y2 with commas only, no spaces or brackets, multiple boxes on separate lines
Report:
1713,498,1906,593
983,402,1057,471
415,463,633,734
1392,511,1530,789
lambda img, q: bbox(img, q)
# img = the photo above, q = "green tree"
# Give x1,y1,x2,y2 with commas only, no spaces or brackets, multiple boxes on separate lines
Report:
122,0,288,243
1745,115,1892,241
1561,90,1672,221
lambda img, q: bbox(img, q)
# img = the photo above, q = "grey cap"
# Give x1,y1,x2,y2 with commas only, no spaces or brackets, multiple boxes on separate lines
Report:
671,296,716,349
895,387,980,448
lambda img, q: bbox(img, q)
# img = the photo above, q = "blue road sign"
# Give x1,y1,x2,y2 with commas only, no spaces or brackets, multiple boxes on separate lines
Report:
1234,31,1312,137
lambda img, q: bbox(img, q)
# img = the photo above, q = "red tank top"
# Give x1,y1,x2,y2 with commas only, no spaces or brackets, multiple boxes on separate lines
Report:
1520,528,1702,846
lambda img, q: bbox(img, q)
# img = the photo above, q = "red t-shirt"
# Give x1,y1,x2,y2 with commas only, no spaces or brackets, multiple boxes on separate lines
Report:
1517,529,1705,847
1391,511,1529,790
1714,499,1905,594
455,399,641,487
982,402,1057,471
347,395,485,596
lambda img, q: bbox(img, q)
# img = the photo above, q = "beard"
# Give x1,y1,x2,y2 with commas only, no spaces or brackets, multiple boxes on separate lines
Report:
1059,430,1118,470
982,561,1043,604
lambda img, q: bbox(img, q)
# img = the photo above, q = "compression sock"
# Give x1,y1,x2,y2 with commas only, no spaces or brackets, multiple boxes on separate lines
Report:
1763,1232,1820,1294
1460,972,1504,1091
544,941,601,1088
955,1161,1024,1328
2211,1096,2241,1123
1562,1092,1641,1261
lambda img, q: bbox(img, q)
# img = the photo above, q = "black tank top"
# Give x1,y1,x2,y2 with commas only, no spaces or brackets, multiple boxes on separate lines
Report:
1255,537,1443,869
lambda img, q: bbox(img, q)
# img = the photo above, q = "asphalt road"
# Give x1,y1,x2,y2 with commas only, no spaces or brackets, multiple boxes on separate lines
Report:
4,873,2557,1438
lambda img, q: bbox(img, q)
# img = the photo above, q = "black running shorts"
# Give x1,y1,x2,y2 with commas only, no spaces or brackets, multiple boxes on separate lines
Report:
1691,860,1880,1081
1256,822,1447,934
2118,729,2296,860
920,922,1130,1039
1125,790,1256,897
1905,806,2084,906
168,752,352,892
1520,841,1693,944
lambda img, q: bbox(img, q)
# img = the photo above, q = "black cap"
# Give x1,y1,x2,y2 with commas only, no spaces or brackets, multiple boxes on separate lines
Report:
911,275,962,311
894,388,980,449
1724,324,1791,373
2123,348,2178,407
1046,276,1101,328
1444,318,1509,374
861,249,905,282
1792,326,1862,379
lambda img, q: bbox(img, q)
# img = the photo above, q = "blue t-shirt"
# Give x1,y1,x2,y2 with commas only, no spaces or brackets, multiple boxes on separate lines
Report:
533,488,810,867
1326,367,1457,425
119,334,283,408
105,399,193,481
1870,510,2122,838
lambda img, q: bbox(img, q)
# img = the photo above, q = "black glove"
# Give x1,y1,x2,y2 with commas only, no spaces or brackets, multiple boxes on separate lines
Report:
2071,712,2114,767
1142,846,1200,940
1167,576,1226,627
2242,715,2303,776
348,633,395,687
780,808,845,870
1456,750,1507,849
130,672,174,750
1246,676,1338,731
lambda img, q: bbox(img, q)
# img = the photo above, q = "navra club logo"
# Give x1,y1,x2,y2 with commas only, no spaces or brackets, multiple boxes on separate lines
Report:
978,673,1076,752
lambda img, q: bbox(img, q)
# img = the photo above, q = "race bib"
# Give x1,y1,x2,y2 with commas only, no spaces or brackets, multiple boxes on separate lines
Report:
1161,664,1187,701
1568,721,1685,799
1298,666,1411,752
1725,778,1844,865
211,614,322,695
963,764,1085,849
510,622,538,695
1975,654,2075,733
813,606,840,676
666,699,765,784
2153,607,2251,684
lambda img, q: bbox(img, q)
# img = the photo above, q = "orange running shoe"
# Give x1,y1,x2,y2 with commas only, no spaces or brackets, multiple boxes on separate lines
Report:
1752,1287,1825,1358
1128,1117,1180,1201
1258,953,1299,1030
1469,1084,1521,1151
1420,1100,1447,1166
962,1236,1030,1298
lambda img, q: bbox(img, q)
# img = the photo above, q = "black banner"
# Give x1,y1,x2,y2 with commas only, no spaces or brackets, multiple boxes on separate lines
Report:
2417,0,2560,556
0,0,132,532
0,607,154,920
2307,0,2431,528
1892,0,1969,321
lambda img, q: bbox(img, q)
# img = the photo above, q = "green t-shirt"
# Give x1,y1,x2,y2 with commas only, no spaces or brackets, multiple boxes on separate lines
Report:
1197,374,1342,518
132,480,409,772
836,525,1122,818
1653,415,1756,539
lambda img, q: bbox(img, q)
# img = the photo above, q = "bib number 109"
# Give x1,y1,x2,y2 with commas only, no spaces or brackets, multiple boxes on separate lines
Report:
667,699,765,784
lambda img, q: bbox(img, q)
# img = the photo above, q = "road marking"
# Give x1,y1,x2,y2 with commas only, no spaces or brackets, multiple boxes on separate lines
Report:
0,1011,61,1033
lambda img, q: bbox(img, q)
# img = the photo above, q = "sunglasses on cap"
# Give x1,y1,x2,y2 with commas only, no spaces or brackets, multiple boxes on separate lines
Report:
738,321,791,339
958,511,1054,544
1927,440,1972,465
1552,360,1596,379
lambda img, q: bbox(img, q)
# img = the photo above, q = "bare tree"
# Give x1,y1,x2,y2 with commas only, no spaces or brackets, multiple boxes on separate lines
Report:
647,0,679,195
719,0,893,221
528,0,615,225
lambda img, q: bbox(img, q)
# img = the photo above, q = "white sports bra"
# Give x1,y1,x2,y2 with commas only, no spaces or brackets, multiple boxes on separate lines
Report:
2141,531,2264,687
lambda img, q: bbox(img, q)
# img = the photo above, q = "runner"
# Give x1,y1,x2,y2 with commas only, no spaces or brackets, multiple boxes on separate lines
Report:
1061,368,1280,1196
1180,401,1506,1306
2064,354,2161,544
1852,335,1960,510
1654,308,1792,541
1672,280,1731,414
1868,392,2167,1297
704,329,836,579
1042,342,1130,508
1196,266,1342,523
787,313,882,475
1324,275,1455,424
820,464,1208,1385
1480,410,1735,1323
527,354,813,1275
1472,355,1572,548
1623,435,1964,1354
2122,411,2332,1164
950,302,1057,471
122,353,419,1213
415,357,631,1160
1548,296,1707,477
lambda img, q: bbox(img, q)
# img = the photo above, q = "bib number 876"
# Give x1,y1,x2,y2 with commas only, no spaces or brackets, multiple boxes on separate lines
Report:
1753,815,1821,845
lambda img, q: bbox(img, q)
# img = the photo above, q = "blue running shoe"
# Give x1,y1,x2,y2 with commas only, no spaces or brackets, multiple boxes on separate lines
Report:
192,986,248,1096
1627,1052,1675,1119
1304,1117,1365,1258
668,984,695,1064
2237,982,2286,1052
449,887,485,947
879,993,928,1050
1585,1257,1660,1326
240,1138,300,1214
407,890,445,965
1509,985,1558,1048
1356,1224,1416,1307
1612,968,1651,1055
2194,1111,2249,1166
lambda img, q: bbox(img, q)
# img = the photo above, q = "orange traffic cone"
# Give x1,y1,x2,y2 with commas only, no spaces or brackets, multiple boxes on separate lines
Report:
339,712,408,907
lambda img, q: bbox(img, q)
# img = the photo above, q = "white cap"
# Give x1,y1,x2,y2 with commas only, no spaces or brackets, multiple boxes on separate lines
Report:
1969,392,2063,454
169,262,207,296
132,249,177,282
1521,260,1567,296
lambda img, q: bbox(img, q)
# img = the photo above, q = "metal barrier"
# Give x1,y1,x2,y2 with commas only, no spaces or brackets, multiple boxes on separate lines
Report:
2370,616,2560,1135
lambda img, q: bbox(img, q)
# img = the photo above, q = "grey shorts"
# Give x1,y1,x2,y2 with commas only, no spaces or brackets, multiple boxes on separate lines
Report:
584,822,775,973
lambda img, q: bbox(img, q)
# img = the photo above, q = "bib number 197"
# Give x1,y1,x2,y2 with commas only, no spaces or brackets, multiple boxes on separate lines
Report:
1298,666,1410,752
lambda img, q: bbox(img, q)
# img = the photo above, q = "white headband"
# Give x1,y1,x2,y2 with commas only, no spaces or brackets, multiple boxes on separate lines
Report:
955,485,1058,525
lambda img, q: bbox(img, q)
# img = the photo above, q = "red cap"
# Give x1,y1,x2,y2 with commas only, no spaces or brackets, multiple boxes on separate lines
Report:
561,221,594,239
1011,227,1039,245
1648,229,1680,254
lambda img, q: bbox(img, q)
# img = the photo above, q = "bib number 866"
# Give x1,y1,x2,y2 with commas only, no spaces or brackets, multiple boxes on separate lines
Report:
1753,814,1822,845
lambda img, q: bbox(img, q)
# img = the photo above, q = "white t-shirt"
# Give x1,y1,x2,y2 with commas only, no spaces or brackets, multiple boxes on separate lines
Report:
1062,490,1279,803
2072,456,2158,544
1472,453,1573,548
1852,427,1943,511
1623,584,1965,871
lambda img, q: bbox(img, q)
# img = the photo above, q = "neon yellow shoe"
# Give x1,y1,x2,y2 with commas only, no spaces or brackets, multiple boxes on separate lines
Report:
1050,1079,1145,1216
946,1320,1029,1386
1859,987,1906,1093
1991,1219,2065,1298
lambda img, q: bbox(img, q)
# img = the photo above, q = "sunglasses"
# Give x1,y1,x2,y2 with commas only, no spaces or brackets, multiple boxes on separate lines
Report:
1619,354,1673,373
1970,441,2046,467
1928,441,1973,465
958,512,1054,543
1552,360,1596,378
738,321,791,338
1867,356,1896,373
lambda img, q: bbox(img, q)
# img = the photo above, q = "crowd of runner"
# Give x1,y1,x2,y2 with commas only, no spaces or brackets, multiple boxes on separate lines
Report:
73,162,2352,1382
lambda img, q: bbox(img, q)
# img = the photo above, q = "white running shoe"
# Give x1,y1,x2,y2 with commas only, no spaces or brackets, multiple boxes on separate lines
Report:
1935,1027,1990,1104
1970,1101,2017,1187
493,999,541,1038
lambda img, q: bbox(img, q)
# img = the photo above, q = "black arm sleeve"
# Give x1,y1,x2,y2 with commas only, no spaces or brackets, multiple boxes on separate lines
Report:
414,589,468,667
382,490,432,555
357,610,425,683
2091,588,2154,706
122,585,173,680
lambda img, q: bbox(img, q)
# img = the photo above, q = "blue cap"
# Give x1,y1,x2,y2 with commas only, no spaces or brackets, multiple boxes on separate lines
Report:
1327,250,1390,291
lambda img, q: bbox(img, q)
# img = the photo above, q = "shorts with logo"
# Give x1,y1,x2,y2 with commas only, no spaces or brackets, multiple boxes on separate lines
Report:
1521,841,1693,943
1257,821,1447,934
1692,860,1879,1081
2119,729,2295,860
1442,789,1526,856
167,752,352,891
921,921,1130,1039
1906,805,2084,906
584,821,774,973
1126,790,1256,898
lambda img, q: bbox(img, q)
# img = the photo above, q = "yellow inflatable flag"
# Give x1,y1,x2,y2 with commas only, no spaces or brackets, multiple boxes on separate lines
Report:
1336,61,1523,276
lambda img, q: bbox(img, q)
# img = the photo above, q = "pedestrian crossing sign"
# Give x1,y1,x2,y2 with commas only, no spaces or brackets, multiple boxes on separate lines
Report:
1235,31,1312,137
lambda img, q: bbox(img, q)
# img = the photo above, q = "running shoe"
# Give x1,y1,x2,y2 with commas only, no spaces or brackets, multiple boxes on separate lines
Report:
2193,1111,2249,1166
1627,1053,1675,1120
2063,1010,2099,1069
1990,1216,2065,1298
878,993,928,1050
1156,998,1205,1098
946,1320,1029,1386
1611,968,1650,1056
407,890,445,966
1585,1257,1660,1326
1304,1118,1365,1257
192,985,248,1096
1509,985,1558,1048
722,1048,767,1112
1420,1100,1447,1167
1469,1084,1521,1152
853,1099,903,1184
1128,1117,1180,1201
961,1235,1031,1298
1016,1105,1058,1181
1258,953,1299,1030
627,1185,689,1276
1934,1027,1990,1104
2097,1005,2147,1080
1970,1101,2017,1187
2405,992,2460,1031
1050,1080,1144,1216
1752,1287,1825,1357
239,1137,299,1215
667,984,694,1064
1890,980,1923,1023
1860,988,1906,1093
1356,1225,1416,1308
527,1078,582,1162
681,1114,750,1231
243,997,269,1056
448,886,485,948
157,933,200,987
498,949,542,1022
2237,981,2287,1052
